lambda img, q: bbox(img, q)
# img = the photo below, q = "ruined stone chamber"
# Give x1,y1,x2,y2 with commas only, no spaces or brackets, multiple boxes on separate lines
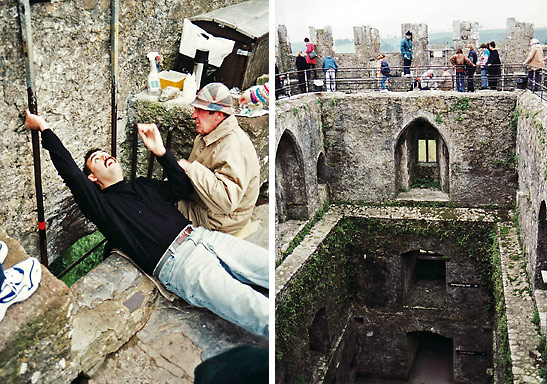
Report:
275,92,518,223
274,89,544,383
276,212,499,383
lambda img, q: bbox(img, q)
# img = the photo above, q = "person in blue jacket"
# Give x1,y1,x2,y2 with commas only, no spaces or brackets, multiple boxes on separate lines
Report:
322,56,338,92
400,31,413,76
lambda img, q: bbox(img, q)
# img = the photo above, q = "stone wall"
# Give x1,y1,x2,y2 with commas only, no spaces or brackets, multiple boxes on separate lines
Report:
516,91,547,293
276,92,518,208
0,0,248,262
275,94,325,221
349,218,495,383
276,206,503,384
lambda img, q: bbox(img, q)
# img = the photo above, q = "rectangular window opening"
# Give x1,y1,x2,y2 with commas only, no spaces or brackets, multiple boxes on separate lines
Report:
418,139,437,163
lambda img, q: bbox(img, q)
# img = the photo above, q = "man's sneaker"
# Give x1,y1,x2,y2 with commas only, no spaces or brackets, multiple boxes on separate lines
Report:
0,241,7,264
0,258,42,322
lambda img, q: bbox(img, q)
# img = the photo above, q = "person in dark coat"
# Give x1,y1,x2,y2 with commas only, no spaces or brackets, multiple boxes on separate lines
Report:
466,44,478,92
400,31,413,76
295,51,308,93
486,41,501,90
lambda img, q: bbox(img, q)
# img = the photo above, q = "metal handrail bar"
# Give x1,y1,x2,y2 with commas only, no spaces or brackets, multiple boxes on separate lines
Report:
276,63,546,100
56,238,107,279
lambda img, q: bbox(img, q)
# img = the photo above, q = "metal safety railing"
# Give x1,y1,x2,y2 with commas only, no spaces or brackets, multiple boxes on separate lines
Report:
275,63,547,101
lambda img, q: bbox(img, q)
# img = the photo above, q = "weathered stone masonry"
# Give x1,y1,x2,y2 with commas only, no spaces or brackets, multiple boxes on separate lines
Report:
275,92,518,223
276,206,507,384
0,0,256,262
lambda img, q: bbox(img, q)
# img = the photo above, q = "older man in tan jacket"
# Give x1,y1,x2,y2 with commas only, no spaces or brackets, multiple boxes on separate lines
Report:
177,82,260,237
523,38,546,92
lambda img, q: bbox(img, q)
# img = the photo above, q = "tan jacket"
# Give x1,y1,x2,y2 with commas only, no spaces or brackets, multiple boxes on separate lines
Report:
524,44,545,70
178,115,260,235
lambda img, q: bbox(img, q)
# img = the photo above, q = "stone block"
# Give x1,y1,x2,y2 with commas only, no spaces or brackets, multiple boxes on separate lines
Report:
0,228,75,384
89,296,267,383
126,92,269,186
70,253,158,375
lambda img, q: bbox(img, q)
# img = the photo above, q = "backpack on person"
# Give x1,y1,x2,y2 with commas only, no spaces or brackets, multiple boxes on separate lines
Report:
381,60,391,75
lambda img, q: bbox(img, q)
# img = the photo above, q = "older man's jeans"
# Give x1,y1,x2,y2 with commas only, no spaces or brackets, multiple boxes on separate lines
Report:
155,226,269,338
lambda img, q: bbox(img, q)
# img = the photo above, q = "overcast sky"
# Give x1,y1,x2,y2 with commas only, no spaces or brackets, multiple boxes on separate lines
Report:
276,0,547,41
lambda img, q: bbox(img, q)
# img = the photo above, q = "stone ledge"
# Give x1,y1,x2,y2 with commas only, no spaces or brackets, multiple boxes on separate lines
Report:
89,296,267,383
0,228,74,384
70,253,159,375
498,222,542,383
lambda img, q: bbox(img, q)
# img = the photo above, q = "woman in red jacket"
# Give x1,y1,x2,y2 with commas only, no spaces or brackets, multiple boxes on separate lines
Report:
305,37,317,80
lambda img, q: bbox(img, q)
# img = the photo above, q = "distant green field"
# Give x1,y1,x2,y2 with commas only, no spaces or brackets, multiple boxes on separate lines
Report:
289,28,547,55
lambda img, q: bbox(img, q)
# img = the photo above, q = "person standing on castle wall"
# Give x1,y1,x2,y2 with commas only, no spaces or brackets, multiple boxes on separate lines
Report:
322,56,338,92
374,55,383,88
466,44,478,92
450,48,475,92
486,41,501,90
478,43,490,89
522,38,545,92
400,31,413,76
295,51,308,93
304,37,317,81
379,55,391,91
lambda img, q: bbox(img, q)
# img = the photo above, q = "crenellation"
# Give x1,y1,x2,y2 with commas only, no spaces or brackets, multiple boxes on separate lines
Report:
453,20,479,50
276,18,536,73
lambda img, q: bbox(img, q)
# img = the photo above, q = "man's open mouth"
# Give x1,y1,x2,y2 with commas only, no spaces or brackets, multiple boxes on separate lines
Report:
105,157,116,167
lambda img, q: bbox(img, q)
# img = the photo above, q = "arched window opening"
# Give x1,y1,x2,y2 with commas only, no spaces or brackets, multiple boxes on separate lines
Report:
402,250,447,308
309,307,330,352
276,131,308,222
395,119,449,198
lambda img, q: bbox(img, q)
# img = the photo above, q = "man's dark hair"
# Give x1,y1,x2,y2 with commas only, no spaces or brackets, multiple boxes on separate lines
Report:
480,43,487,49
455,48,463,54
304,38,309,42
489,41,496,48
83,148,103,176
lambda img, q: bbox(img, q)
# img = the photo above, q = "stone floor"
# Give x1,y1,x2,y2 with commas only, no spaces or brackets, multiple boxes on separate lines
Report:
88,202,270,383
397,188,450,202
275,219,307,262
497,222,542,383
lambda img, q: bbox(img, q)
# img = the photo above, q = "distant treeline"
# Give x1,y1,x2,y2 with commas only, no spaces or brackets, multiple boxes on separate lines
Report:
289,28,547,54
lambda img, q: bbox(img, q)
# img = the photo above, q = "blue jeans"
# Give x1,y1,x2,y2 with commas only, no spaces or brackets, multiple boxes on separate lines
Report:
481,69,488,88
381,75,388,89
155,227,269,337
456,71,465,92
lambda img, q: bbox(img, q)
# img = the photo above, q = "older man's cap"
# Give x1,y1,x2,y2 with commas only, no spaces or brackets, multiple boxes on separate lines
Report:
191,82,234,115
406,31,412,36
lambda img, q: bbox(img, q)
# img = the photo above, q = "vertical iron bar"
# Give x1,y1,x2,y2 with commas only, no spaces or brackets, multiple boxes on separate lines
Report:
17,0,48,267
110,0,119,157
162,126,175,180
146,152,155,178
